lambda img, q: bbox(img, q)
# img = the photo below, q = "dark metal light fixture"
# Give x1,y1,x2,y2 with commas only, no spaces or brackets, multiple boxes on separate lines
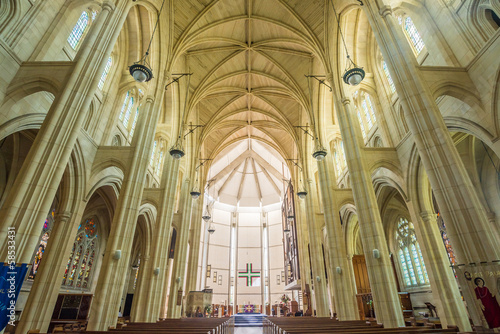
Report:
190,190,201,199
313,140,327,161
129,0,166,82
169,136,185,160
297,190,308,199
283,225,291,233
329,0,365,86
207,222,215,234
202,205,211,222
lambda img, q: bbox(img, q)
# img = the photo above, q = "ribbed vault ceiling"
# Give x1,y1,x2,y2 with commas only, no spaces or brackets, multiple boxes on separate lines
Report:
208,138,290,207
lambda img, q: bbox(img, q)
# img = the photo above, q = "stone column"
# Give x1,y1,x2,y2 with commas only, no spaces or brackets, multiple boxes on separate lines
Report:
87,93,163,330
302,178,330,317
316,155,359,320
130,154,180,322
166,178,194,318
362,1,500,265
0,1,131,263
0,0,129,263
295,199,311,311
184,198,204,293
15,211,81,334
410,210,471,330
335,96,403,327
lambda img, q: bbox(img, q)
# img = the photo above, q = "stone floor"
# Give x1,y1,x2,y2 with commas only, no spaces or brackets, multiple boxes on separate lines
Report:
234,327,263,334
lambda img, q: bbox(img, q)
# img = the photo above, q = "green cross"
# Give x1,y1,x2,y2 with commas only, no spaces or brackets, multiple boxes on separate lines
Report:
238,263,260,286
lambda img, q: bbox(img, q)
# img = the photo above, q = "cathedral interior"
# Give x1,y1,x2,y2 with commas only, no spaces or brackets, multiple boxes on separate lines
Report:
0,0,500,333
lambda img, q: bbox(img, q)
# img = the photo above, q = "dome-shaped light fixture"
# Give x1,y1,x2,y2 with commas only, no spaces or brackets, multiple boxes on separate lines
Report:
169,148,185,160
169,136,185,160
297,190,308,199
207,223,215,234
202,205,211,222
130,62,153,83
190,190,201,199
283,225,291,233
343,63,365,86
329,0,365,86
128,0,166,82
312,149,327,161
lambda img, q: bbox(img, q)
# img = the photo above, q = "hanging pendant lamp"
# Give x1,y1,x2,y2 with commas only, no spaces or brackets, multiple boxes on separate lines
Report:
129,0,166,82
329,0,365,86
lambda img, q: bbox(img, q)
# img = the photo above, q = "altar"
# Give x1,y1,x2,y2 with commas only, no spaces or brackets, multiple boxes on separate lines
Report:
238,304,260,313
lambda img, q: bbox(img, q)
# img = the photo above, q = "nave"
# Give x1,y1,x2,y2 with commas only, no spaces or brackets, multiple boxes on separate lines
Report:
1,0,500,333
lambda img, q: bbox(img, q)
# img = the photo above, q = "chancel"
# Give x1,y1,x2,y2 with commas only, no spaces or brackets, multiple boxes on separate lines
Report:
0,1,500,334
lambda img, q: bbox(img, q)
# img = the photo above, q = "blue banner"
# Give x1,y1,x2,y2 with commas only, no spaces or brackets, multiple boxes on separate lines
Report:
0,263,28,331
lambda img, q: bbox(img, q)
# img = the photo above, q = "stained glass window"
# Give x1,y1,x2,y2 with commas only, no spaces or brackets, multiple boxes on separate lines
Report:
340,141,346,167
98,57,112,90
123,97,134,128
382,61,396,93
68,12,90,49
437,213,457,267
404,17,425,54
28,208,55,280
396,218,429,287
62,218,99,290
119,92,130,120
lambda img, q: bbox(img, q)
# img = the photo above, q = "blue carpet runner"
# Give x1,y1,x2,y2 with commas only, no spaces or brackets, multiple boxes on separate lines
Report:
233,313,265,327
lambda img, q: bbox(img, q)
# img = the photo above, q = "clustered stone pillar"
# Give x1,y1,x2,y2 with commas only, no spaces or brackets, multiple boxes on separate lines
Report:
0,0,129,263
316,155,359,320
362,1,499,330
362,1,500,264
130,153,180,322
302,177,330,317
185,197,204,293
166,178,194,318
88,92,164,330
16,211,76,334
334,95,404,327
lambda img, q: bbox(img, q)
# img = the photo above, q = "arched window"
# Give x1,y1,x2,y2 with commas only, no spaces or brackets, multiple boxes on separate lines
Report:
98,57,112,90
396,218,429,287
123,97,134,128
155,151,164,175
361,99,373,129
398,16,425,54
357,108,366,138
333,140,347,178
129,108,139,138
28,208,56,280
382,61,396,93
62,218,99,289
150,141,157,166
67,10,98,50
119,91,130,120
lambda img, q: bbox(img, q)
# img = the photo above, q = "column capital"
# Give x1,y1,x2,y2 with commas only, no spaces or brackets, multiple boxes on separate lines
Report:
55,211,72,222
341,97,351,105
419,211,438,223
146,96,155,104
101,0,116,12
379,5,393,18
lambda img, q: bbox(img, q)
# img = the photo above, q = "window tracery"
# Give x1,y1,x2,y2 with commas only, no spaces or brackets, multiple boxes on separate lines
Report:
397,15,425,55
67,10,98,50
382,61,396,93
396,217,429,287
62,218,99,290
98,57,113,90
